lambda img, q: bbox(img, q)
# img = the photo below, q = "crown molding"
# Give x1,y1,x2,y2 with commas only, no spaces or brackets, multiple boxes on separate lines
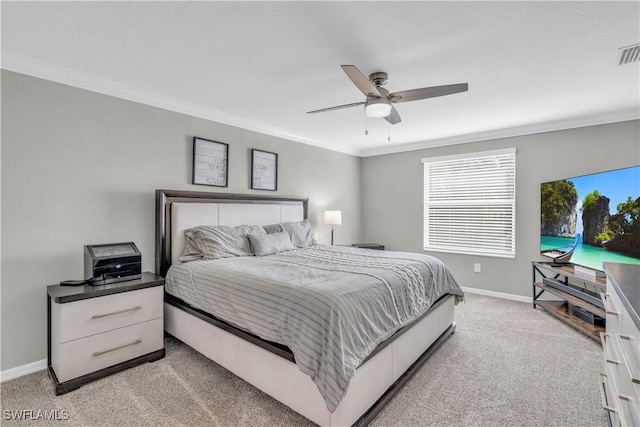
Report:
0,52,360,156
359,109,640,157
3,53,637,159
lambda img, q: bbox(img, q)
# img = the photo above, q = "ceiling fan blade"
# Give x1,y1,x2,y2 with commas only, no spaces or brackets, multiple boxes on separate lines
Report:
390,83,468,103
307,102,365,114
384,105,402,125
341,65,381,97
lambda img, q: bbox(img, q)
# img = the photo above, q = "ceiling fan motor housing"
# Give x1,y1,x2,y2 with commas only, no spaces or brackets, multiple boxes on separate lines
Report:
369,72,388,87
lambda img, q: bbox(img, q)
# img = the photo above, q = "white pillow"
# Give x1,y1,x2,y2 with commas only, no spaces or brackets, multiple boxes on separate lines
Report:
248,231,295,256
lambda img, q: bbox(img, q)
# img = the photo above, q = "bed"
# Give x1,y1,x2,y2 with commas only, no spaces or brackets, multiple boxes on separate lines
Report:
155,189,463,426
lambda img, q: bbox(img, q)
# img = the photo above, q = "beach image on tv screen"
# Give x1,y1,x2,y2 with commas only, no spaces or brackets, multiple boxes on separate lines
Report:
540,165,640,271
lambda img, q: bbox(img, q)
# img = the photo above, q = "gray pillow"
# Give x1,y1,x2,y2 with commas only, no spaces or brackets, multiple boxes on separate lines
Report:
179,235,204,262
263,223,284,234
263,219,316,248
281,220,316,248
248,231,295,256
181,225,262,260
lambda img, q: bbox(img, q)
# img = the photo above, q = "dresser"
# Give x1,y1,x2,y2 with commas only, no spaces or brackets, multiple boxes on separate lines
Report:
47,272,165,395
599,263,640,427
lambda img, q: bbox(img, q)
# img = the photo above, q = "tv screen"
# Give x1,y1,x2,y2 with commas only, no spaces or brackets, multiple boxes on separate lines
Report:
540,165,640,271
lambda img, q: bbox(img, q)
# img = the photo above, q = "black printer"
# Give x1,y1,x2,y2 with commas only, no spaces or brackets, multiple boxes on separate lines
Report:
84,242,142,285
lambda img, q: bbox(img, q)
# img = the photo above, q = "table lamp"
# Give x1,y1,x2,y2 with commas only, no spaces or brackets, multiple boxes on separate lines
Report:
324,210,342,245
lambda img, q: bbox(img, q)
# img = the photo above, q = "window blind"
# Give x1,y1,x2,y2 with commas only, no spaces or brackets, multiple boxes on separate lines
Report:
422,148,516,258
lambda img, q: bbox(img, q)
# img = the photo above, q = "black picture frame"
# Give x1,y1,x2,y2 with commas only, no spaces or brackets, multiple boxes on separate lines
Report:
192,137,229,187
251,149,278,191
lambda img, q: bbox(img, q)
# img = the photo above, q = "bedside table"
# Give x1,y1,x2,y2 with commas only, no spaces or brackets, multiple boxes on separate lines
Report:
47,272,165,395
351,243,385,250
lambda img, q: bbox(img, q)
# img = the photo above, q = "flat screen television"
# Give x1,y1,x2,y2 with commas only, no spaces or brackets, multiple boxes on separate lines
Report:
540,165,640,272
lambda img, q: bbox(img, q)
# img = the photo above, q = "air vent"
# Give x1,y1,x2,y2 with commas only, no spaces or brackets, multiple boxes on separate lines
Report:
616,43,639,65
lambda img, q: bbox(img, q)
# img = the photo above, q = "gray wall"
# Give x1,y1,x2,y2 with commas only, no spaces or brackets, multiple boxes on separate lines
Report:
1,70,362,370
361,120,639,297
2,68,638,371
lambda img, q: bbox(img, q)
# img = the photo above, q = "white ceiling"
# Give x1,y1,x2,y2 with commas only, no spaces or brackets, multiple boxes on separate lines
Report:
2,1,639,157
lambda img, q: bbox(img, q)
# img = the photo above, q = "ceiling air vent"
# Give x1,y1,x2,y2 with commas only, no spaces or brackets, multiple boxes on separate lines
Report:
616,43,639,65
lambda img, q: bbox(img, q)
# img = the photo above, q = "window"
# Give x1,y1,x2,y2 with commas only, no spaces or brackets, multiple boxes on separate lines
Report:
422,148,516,258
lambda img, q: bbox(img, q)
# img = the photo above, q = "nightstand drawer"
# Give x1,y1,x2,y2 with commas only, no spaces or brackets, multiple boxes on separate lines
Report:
52,317,163,383
51,286,163,343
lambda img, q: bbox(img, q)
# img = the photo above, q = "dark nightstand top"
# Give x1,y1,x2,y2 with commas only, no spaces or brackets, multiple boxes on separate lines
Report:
351,243,385,250
47,271,164,304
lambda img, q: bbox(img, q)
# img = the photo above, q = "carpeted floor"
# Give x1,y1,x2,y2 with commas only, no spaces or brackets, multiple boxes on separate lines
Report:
1,293,608,426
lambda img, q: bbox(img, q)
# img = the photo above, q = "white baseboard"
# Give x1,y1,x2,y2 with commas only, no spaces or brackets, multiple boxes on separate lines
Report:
0,359,47,382
461,286,532,304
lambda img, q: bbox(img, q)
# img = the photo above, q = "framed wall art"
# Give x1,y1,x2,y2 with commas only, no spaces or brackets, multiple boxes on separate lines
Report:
251,149,278,191
192,137,229,187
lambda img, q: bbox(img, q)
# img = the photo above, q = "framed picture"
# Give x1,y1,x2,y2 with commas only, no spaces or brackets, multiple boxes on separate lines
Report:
192,137,228,187
251,149,278,191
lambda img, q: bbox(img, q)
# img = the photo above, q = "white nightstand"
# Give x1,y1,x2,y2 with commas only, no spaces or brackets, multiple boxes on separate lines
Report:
47,272,165,395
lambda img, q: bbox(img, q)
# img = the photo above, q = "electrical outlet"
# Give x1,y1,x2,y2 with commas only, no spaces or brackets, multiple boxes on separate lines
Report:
474,263,482,273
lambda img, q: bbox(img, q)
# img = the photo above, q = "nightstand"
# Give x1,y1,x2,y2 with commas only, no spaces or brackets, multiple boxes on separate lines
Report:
351,243,385,250
47,272,165,395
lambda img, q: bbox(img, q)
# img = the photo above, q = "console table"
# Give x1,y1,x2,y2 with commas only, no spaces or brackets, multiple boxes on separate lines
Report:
532,262,606,341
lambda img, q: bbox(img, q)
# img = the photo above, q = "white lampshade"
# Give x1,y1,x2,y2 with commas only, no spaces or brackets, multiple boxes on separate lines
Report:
324,210,342,225
365,101,392,118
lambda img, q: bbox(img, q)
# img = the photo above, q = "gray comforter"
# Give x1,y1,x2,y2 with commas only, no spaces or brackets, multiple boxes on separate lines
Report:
166,244,463,412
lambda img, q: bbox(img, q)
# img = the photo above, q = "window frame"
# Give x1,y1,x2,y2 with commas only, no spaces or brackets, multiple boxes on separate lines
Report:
422,148,516,258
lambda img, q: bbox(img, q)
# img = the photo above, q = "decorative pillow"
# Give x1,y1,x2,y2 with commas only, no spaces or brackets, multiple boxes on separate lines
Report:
248,231,295,256
181,225,263,260
264,219,316,248
263,223,284,234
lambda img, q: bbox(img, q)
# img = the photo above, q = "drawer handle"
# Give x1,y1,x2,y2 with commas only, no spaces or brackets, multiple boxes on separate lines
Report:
600,293,619,316
597,373,617,413
600,333,620,365
92,339,142,357
92,305,142,319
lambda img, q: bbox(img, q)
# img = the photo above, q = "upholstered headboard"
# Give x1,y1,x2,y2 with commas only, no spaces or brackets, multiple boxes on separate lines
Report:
155,190,308,276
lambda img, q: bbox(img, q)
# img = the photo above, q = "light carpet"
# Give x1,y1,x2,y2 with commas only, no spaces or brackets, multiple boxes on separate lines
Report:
1,293,608,426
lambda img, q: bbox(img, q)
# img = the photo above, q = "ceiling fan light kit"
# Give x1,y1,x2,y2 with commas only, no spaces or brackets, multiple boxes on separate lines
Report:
365,99,392,118
307,65,468,129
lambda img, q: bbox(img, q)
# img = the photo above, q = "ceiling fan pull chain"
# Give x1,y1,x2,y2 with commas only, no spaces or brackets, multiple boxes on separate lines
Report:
388,122,391,142
365,111,369,136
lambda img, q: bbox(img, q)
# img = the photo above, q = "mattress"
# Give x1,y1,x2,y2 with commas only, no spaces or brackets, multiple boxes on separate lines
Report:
165,244,463,412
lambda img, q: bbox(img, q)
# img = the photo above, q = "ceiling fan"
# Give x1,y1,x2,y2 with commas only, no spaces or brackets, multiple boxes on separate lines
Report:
307,65,468,124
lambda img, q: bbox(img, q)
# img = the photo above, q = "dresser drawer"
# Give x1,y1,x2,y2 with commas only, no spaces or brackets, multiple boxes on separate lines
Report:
599,372,619,426
51,286,163,343
616,333,640,403
52,317,163,383
602,288,624,336
616,392,640,427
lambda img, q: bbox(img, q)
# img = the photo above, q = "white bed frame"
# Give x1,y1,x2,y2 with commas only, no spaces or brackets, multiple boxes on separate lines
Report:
155,190,456,426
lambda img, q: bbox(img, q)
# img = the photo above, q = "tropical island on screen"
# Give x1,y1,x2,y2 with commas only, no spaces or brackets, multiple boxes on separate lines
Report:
540,165,640,271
